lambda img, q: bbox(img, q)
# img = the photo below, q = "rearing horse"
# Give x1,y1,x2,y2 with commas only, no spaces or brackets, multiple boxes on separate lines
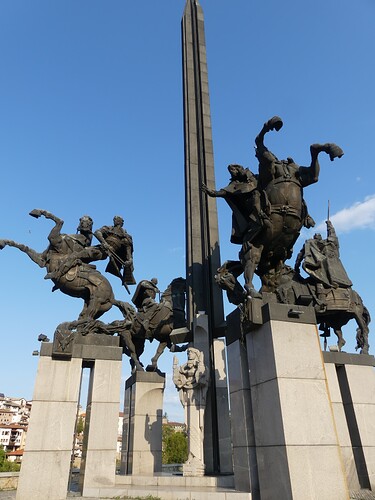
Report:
203,116,343,296
113,278,188,372
0,209,116,321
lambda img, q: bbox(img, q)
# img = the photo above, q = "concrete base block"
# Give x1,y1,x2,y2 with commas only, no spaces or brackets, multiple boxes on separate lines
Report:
81,358,122,492
325,355,375,492
213,339,233,474
346,365,375,490
121,370,165,475
246,304,349,500
16,450,72,500
82,449,117,493
226,325,258,494
193,316,233,474
16,356,82,500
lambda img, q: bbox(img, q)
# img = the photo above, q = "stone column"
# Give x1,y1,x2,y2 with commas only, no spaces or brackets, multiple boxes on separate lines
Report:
344,363,375,490
80,357,122,497
182,0,228,474
226,308,259,495
246,303,349,500
212,338,233,474
324,351,375,491
17,334,123,500
16,346,82,500
193,313,233,474
120,371,165,475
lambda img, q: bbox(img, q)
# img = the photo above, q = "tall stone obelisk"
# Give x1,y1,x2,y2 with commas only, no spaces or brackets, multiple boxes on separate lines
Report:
182,0,232,474
182,0,224,335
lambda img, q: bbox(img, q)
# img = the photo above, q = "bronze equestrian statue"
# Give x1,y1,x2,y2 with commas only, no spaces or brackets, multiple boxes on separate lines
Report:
0,209,122,322
202,116,343,297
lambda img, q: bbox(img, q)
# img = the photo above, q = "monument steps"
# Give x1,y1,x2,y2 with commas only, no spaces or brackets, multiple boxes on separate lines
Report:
76,473,251,499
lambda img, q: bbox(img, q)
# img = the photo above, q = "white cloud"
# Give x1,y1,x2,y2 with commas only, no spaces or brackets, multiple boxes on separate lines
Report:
316,194,375,233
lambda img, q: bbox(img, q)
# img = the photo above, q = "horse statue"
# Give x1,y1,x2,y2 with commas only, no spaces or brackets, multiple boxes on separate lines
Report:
275,265,370,354
202,116,343,297
113,278,189,372
216,260,370,353
0,209,120,322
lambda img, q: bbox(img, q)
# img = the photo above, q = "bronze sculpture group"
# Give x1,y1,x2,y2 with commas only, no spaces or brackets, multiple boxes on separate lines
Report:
0,211,187,371
203,116,370,354
0,116,370,361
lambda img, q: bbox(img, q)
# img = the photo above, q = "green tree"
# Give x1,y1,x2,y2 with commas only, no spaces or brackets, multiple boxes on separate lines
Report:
162,429,188,464
0,449,21,472
76,416,84,434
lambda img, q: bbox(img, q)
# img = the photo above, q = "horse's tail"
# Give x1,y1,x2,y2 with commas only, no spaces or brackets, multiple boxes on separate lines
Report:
0,239,46,268
363,305,371,326
112,299,136,321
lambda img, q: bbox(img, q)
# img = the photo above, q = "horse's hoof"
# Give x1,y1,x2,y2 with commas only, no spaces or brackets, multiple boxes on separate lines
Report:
324,143,344,161
311,143,344,161
245,285,262,300
146,364,157,372
266,116,283,132
29,209,43,218
0,240,6,250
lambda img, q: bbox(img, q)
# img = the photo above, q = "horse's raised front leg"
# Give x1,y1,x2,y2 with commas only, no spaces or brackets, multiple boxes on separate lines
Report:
0,239,45,268
29,209,62,224
308,143,344,185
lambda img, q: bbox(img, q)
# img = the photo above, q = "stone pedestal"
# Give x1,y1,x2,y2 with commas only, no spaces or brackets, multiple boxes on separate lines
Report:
16,335,122,500
247,303,349,500
193,313,233,474
80,357,122,497
120,371,165,475
16,352,82,500
226,309,259,494
324,351,375,492
227,303,350,500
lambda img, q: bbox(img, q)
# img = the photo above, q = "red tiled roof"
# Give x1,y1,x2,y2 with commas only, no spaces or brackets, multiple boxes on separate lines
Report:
5,450,24,456
0,424,25,430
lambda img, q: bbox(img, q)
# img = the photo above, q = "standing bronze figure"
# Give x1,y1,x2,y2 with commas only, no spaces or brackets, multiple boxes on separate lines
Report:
95,215,135,289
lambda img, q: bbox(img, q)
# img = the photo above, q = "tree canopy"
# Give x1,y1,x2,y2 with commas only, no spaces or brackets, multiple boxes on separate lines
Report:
162,427,187,464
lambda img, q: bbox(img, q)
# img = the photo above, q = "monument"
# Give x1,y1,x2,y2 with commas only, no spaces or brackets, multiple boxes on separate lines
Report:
203,116,374,498
1,1,374,500
0,213,189,498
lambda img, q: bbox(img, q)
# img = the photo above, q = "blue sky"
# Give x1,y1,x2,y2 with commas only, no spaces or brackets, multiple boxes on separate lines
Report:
1,0,375,421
